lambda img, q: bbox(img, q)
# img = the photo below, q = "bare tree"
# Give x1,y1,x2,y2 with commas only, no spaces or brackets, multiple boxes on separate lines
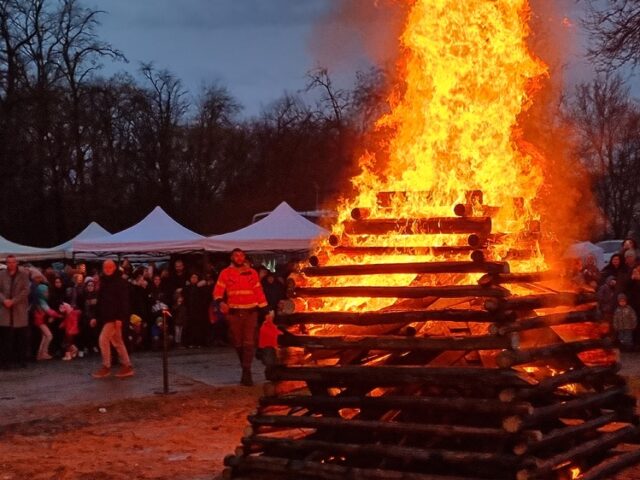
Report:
570,75,640,237
584,0,640,70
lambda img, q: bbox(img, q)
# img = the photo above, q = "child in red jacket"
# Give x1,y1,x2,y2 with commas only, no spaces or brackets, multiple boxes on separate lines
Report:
59,303,81,360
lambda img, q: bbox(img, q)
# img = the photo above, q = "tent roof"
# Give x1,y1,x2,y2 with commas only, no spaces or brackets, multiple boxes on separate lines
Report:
52,222,111,252
0,235,60,261
205,201,328,252
73,207,204,254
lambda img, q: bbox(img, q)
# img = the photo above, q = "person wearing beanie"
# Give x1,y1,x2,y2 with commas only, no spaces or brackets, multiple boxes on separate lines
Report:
612,293,637,350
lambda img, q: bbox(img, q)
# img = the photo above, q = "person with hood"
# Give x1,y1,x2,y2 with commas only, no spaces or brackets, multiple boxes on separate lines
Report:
92,260,134,379
613,293,637,350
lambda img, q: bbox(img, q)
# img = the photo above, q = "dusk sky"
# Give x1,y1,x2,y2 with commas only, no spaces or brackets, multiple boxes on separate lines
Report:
89,1,628,118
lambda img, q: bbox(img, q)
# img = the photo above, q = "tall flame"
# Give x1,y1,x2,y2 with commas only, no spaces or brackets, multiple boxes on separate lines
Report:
303,0,558,313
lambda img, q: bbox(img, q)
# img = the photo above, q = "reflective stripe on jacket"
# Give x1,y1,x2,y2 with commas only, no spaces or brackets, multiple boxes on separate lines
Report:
213,265,268,309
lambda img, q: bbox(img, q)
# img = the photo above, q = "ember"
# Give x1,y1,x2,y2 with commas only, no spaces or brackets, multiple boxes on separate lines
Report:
223,1,640,479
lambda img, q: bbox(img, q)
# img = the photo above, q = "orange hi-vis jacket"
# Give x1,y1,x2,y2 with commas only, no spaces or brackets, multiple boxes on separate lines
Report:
213,265,268,310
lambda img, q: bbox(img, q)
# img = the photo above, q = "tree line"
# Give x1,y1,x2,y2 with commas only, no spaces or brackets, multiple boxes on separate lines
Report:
1,0,639,246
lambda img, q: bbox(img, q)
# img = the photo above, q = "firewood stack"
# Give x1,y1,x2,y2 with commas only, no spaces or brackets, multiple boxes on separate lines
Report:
223,191,640,480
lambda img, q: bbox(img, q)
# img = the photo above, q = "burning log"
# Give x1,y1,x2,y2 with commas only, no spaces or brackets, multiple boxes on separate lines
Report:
301,260,509,277
279,332,519,351
328,245,476,257
502,386,628,432
293,285,510,299
484,292,597,312
495,338,613,368
266,365,531,387
489,309,602,335
249,414,522,440
276,308,508,326
259,393,534,416
516,425,638,480
499,364,622,402
513,412,618,455
580,449,640,480
243,435,525,469
225,454,491,480
477,272,556,287
453,203,500,218
342,217,492,236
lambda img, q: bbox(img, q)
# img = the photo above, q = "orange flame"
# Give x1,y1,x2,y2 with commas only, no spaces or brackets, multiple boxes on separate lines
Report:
305,0,564,313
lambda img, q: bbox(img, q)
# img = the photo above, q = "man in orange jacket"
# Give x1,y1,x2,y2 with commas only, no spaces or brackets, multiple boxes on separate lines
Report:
213,248,273,386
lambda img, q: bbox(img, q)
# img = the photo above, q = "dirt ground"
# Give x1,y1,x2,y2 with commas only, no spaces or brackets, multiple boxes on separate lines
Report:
0,384,257,480
3,353,640,480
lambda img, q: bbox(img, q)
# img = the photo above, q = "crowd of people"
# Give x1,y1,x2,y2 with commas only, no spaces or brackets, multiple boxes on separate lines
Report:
574,238,640,350
0,251,288,384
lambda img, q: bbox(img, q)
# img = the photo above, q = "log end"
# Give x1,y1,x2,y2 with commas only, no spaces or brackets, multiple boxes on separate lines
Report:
503,415,524,433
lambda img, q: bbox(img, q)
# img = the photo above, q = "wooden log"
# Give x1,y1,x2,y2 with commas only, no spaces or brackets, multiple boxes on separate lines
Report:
231,454,488,480
516,425,638,480
478,272,557,287
244,435,526,468
496,338,613,368
489,309,602,335
342,217,492,236
502,386,627,432
249,414,528,440
453,204,500,218
259,393,534,416
277,309,511,326
580,447,640,480
279,333,518,352
513,412,618,455
265,365,531,387
302,260,509,277
330,245,477,256
499,365,622,402
294,285,510,299
485,292,598,312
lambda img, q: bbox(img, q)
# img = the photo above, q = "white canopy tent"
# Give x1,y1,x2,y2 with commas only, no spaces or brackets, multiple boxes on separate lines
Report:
73,207,204,255
45,221,112,259
0,235,62,262
204,201,329,252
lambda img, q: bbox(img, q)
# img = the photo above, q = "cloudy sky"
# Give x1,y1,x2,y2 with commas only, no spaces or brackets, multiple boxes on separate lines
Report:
88,0,619,118
90,0,376,117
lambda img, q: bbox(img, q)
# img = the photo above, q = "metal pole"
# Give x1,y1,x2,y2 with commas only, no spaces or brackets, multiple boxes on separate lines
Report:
161,310,169,394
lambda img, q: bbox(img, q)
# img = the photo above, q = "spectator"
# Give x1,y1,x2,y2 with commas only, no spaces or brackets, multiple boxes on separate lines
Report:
65,273,84,309
92,260,134,379
80,279,99,356
172,292,187,347
580,255,601,288
601,254,624,286
32,283,61,360
183,273,209,347
213,248,272,386
597,276,618,320
59,303,81,360
0,255,31,368
612,293,637,351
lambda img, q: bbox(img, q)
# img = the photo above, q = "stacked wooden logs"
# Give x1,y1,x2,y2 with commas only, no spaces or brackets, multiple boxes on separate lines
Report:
223,193,640,480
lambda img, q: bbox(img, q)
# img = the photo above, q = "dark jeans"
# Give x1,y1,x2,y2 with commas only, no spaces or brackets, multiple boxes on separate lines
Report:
227,310,258,369
0,326,29,367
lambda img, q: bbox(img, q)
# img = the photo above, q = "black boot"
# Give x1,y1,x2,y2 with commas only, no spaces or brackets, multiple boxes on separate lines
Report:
241,368,253,386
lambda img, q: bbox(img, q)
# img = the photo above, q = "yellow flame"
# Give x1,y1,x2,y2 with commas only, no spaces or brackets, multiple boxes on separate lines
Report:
305,0,551,313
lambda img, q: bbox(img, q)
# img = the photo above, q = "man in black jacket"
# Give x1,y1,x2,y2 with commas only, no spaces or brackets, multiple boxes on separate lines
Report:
92,259,134,378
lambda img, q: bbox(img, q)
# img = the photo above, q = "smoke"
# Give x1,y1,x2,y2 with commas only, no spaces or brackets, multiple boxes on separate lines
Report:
308,0,408,71
522,0,601,254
